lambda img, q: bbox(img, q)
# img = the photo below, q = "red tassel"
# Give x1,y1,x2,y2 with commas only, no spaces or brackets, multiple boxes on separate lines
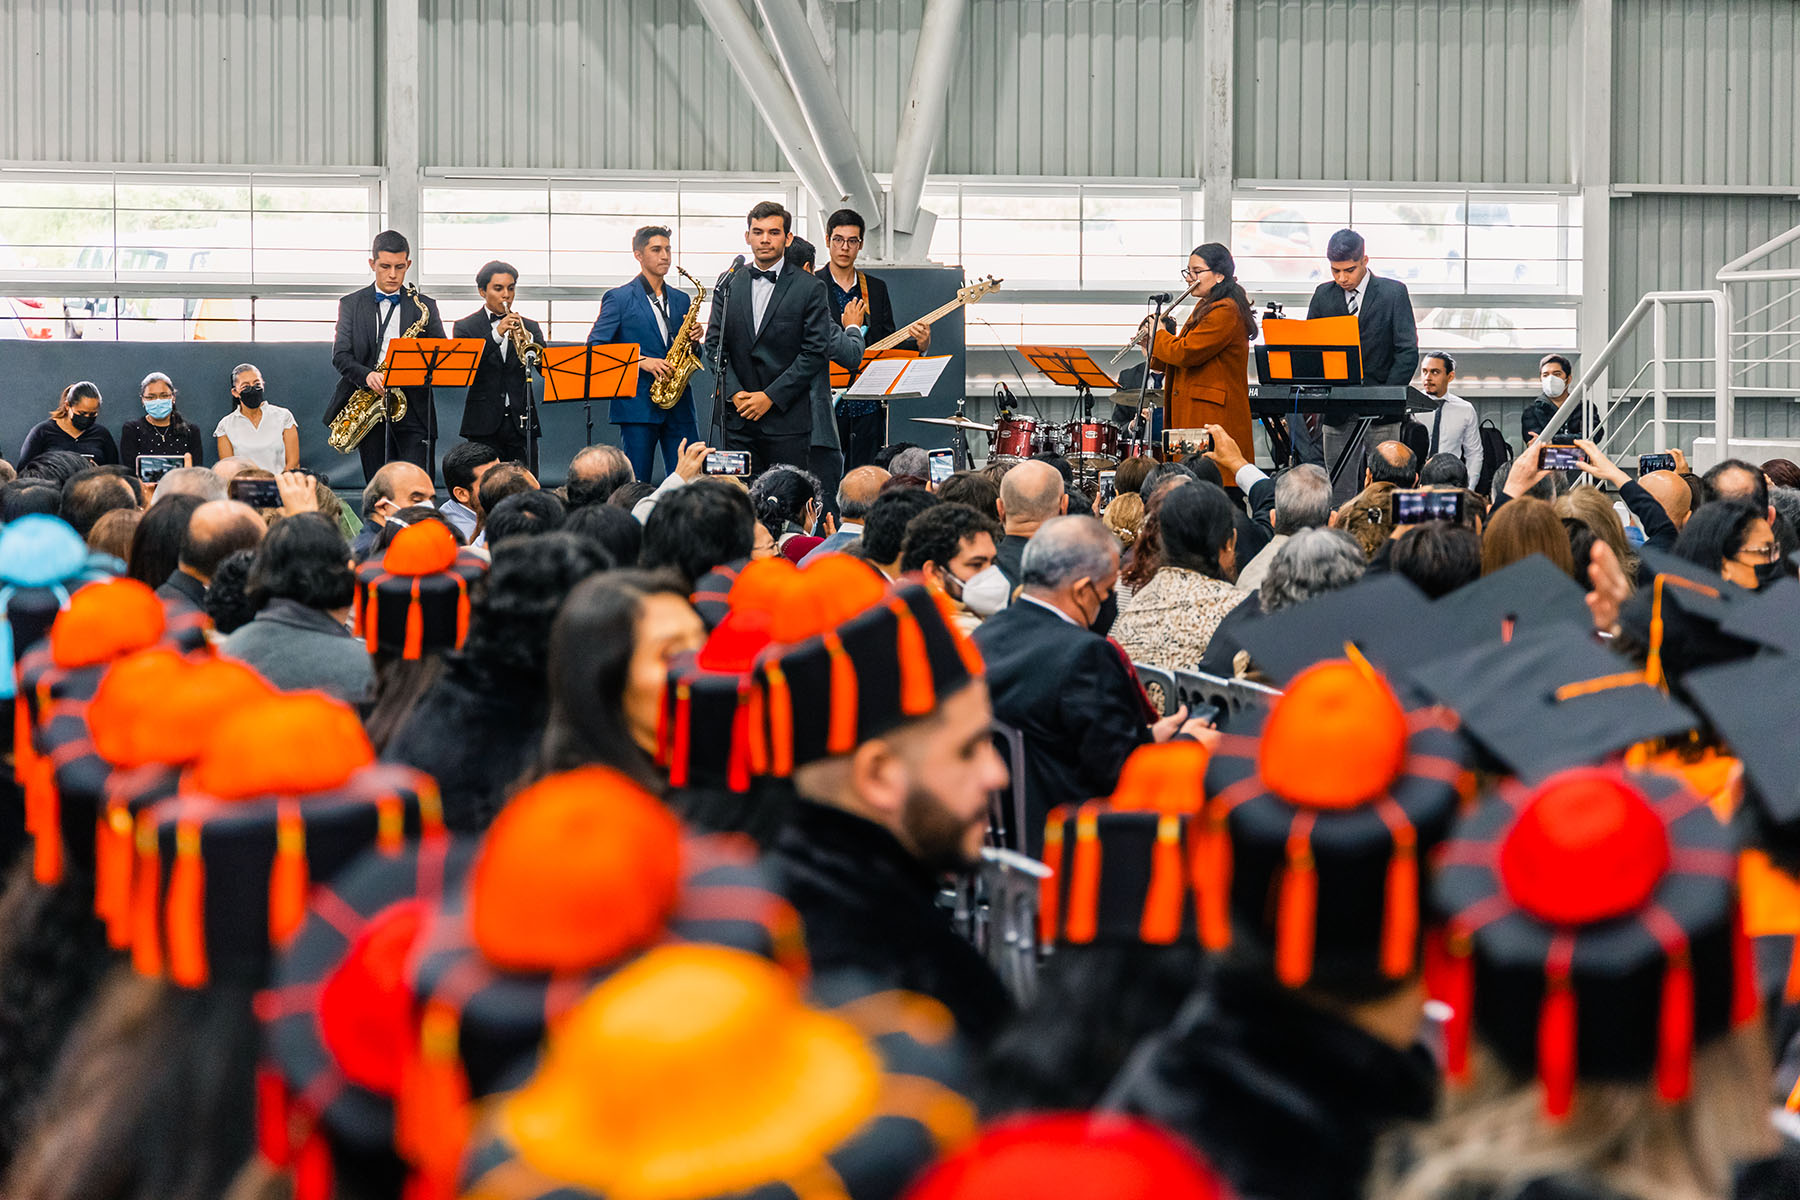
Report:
824,634,858,754
1655,941,1695,1103
454,578,471,649
257,1067,292,1168
364,584,381,654
1039,809,1067,944
397,1001,472,1200
351,579,366,642
765,663,794,778
96,801,135,948
1138,814,1185,944
1539,935,1578,1120
891,600,935,716
268,801,308,948
130,814,164,977
726,689,752,793
165,820,209,987
1064,805,1103,945
403,580,425,660
1427,925,1477,1082
1730,906,1761,1026
669,683,693,788
1274,814,1318,987
30,789,62,885
294,1128,335,1200
1380,814,1420,979
1194,803,1233,952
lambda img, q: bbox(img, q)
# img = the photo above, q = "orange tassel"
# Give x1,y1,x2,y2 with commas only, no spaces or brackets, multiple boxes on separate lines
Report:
403,580,425,660
669,683,693,788
165,820,209,987
890,600,935,716
95,802,136,948
268,801,309,948
746,677,769,776
1644,578,1668,691
416,779,444,836
1655,941,1694,1103
1039,809,1067,944
1427,925,1477,1082
130,814,164,977
1274,814,1318,987
1138,814,1186,944
454,578,471,649
397,1001,472,1200
294,1129,334,1200
1064,805,1103,945
1193,802,1233,951
1539,936,1578,1120
950,621,984,677
765,663,794,778
377,792,405,853
364,584,381,654
30,778,62,886
824,634,858,755
1380,816,1420,979
1730,907,1761,1026
351,579,366,642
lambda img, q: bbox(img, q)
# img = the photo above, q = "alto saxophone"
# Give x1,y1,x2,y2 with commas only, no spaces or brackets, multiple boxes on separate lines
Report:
329,283,429,453
649,267,707,410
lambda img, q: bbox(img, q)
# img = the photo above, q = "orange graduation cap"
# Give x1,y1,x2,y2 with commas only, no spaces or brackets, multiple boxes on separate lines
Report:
353,520,486,660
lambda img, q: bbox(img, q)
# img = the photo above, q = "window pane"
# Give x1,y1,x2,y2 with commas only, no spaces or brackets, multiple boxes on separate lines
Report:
551,189,680,217
115,183,249,210
422,187,547,214
254,185,371,214
1416,306,1578,351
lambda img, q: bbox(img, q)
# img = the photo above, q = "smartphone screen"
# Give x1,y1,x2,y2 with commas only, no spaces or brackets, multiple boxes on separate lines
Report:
927,448,954,485
1638,452,1677,474
1098,470,1118,507
1393,488,1465,525
704,450,752,477
1164,428,1211,459
228,476,281,508
136,454,185,483
1541,445,1587,471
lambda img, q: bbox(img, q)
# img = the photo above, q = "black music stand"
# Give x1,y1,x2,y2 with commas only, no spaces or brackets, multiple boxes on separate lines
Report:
538,344,642,447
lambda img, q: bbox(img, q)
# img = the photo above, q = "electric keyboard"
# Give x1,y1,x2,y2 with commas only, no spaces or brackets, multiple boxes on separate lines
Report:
1248,384,1438,419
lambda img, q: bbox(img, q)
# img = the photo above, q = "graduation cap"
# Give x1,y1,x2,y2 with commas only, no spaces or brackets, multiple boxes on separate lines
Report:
1619,548,1762,693
1408,625,1697,782
352,521,486,660
1717,577,1800,658
1231,574,1455,687
1684,655,1800,828
1432,554,1594,647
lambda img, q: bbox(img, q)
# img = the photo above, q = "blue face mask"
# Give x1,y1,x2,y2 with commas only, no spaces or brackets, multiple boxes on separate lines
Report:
143,398,174,420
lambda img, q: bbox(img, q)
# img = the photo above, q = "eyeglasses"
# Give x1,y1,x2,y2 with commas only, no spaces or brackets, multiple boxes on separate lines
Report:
828,237,863,249
1735,543,1780,564
1181,268,1200,281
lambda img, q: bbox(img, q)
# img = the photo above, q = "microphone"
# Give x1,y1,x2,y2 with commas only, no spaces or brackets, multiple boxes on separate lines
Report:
715,255,746,290
1149,293,1173,304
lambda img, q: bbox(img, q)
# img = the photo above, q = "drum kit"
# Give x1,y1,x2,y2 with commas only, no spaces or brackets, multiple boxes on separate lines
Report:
912,413,1156,474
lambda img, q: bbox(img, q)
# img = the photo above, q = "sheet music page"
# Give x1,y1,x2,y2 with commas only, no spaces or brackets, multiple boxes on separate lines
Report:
847,355,953,397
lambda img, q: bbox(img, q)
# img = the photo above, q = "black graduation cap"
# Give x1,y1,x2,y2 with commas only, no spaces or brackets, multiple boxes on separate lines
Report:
1683,656,1800,828
1618,548,1763,693
1407,624,1697,781
1718,577,1800,658
1432,554,1593,647
1232,574,1456,686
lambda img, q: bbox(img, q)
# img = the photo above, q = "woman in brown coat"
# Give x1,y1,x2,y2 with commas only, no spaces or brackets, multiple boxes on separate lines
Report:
1149,243,1257,484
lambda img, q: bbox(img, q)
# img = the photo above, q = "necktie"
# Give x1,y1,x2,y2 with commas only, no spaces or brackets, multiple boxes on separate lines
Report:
751,269,779,284
1346,290,1360,315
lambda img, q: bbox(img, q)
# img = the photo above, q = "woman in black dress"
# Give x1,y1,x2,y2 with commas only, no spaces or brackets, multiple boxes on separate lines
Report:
17,382,118,468
117,372,204,471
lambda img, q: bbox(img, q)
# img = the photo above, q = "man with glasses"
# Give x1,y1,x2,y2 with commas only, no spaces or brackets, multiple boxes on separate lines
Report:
822,209,932,469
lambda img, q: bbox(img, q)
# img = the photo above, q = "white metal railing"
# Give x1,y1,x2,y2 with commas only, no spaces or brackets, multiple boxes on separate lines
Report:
1718,222,1800,402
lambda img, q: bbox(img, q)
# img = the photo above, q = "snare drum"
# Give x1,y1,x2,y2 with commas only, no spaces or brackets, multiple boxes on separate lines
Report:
990,416,1039,463
1062,421,1121,466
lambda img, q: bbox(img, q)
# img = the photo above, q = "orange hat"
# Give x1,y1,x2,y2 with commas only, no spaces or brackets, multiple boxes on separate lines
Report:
464,945,975,1200
1199,654,1470,990
48,578,168,670
131,692,443,990
658,611,774,795
353,522,486,661
905,1114,1228,1200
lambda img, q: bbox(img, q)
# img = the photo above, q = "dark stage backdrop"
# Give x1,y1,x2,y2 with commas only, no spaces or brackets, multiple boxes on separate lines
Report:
1,265,968,488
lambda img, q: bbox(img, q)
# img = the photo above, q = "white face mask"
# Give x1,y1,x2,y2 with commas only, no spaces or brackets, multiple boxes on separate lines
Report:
947,563,1011,617
1541,374,1567,398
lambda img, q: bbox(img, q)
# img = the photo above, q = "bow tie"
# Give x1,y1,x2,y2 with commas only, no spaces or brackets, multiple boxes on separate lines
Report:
378,292,399,305
487,309,505,322
750,268,779,283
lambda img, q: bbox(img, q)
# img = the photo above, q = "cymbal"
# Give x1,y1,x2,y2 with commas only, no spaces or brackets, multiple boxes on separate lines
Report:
911,415,997,433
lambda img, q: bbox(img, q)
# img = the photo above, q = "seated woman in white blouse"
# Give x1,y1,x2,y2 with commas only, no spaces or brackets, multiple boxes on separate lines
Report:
215,363,299,474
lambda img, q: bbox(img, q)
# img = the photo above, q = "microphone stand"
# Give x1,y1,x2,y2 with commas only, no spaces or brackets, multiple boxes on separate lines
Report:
1135,292,1169,443
708,256,745,449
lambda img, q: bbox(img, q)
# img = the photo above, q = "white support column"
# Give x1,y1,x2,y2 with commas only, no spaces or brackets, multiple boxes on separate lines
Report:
1578,0,1613,405
1201,0,1234,245
693,0,842,217
383,0,422,270
753,0,884,229
889,0,968,239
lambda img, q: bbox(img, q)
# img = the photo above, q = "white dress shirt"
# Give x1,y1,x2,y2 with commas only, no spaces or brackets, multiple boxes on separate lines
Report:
645,283,671,344
1427,391,1484,483
750,259,783,332
375,286,406,368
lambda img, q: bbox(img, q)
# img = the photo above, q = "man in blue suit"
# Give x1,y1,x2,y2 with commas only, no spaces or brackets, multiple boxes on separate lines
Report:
587,225,701,481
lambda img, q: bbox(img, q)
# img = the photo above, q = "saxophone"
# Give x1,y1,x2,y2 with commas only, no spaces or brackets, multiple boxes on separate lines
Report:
649,267,707,410
329,283,429,453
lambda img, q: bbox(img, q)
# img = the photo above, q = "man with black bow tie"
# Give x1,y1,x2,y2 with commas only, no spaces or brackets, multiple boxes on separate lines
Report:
701,200,832,473
453,259,544,472
327,229,447,483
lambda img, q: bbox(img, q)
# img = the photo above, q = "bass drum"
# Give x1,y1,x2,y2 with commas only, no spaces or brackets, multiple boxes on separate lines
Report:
990,416,1040,464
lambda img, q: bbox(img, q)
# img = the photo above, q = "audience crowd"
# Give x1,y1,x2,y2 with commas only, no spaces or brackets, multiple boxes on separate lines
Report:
2,386,1800,1200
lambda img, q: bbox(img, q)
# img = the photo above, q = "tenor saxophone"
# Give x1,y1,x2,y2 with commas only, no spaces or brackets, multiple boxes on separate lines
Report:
329,283,429,453
649,267,708,410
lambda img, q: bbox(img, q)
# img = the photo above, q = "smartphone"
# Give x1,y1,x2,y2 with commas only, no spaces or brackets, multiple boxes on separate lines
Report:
1098,470,1118,507
1187,701,1222,728
79,454,98,466
136,454,185,483
928,448,954,485
704,449,752,477
1541,445,1587,471
1638,452,1677,474
228,476,282,508
1164,428,1212,461
1393,488,1466,525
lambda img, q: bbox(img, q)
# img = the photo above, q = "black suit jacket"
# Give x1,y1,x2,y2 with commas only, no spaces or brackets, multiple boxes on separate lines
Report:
327,285,447,427
973,599,1153,849
451,308,544,439
702,263,831,439
1306,273,1419,395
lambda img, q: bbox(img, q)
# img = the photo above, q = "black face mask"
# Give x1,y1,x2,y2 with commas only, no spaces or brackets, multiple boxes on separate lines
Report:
238,384,265,409
69,411,96,431
1754,558,1788,589
1087,584,1119,637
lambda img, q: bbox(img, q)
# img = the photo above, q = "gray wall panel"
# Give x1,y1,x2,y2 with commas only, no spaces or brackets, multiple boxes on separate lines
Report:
1,0,378,166
1613,0,1800,188
1235,0,1576,185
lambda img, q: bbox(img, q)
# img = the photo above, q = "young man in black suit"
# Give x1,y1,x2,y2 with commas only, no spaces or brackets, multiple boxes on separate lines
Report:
1301,228,1420,501
451,260,543,472
973,515,1208,853
821,209,933,470
327,229,447,484
702,201,832,474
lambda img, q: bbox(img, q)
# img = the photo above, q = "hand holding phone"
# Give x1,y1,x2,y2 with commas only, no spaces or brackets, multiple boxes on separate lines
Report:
1540,444,1587,471
1638,452,1677,475
927,448,954,485
135,454,186,484
1098,470,1118,507
704,449,752,477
